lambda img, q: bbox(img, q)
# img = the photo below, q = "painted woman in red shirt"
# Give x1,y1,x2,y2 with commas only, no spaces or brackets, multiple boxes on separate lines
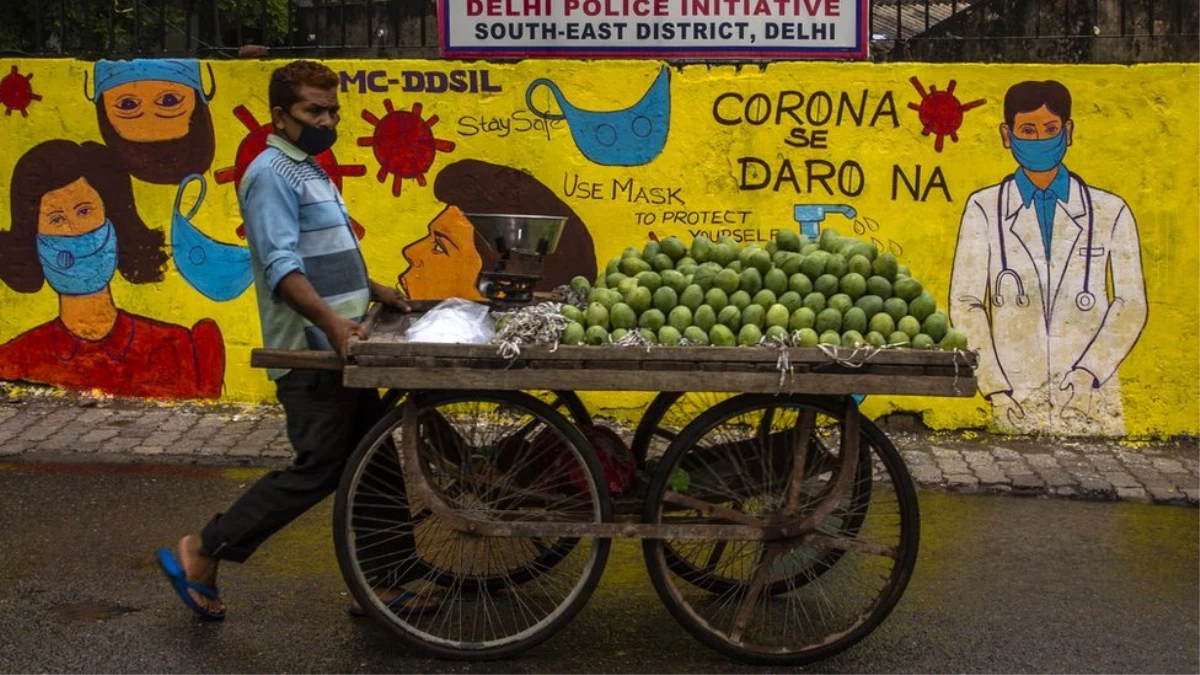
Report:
0,140,225,399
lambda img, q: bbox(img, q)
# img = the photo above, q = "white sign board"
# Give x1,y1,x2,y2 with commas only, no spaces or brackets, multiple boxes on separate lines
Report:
439,0,869,60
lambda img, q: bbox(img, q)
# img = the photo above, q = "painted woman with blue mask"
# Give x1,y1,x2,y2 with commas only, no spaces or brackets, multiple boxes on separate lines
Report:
0,140,226,399
949,81,1148,437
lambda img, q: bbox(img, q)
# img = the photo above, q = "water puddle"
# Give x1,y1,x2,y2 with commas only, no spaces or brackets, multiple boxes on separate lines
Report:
50,602,139,622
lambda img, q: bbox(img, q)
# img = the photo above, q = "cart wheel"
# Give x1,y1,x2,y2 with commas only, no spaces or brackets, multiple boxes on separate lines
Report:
381,389,590,425
641,394,919,666
334,390,612,661
634,393,868,596
372,391,589,595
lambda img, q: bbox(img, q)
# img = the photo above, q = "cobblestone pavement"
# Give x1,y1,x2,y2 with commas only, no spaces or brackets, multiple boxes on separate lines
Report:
0,391,1196,506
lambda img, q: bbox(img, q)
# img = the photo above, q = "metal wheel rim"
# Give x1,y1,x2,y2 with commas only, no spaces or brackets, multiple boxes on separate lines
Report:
342,394,607,652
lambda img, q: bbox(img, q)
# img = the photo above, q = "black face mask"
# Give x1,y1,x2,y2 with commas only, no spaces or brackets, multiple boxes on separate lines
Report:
282,113,338,156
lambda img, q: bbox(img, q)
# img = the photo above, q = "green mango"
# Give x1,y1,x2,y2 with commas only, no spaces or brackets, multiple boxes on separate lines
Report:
694,305,718,332
738,324,763,346
718,305,742,331
679,284,705,311
940,328,969,350
795,327,819,347
636,271,663,293
585,325,610,345
739,268,763,295
586,302,610,330
668,306,693,332
625,286,652,314
619,256,652,276
753,289,777,309
660,237,688,260
816,308,843,334
841,330,865,347
610,303,638,330
922,312,950,342
909,291,937,322
764,268,788,296
661,270,688,295
683,326,710,345
776,228,802,252
562,321,586,345
704,287,729,312
869,312,896,336
843,307,868,334
840,273,867,300
872,252,899,281
778,291,803,314
789,307,816,331
741,304,766,329
653,286,679,314
898,315,922,338
789,273,813,296
714,269,741,295
709,324,736,346
658,326,683,345
766,304,790,329
639,309,666,331
651,253,675,272
848,255,873,278
866,275,893,299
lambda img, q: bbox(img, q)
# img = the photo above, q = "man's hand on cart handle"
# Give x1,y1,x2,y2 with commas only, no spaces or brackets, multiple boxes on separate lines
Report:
370,279,411,313
327,318,367,360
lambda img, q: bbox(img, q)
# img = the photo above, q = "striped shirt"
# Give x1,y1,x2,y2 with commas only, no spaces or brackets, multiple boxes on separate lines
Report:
239,133,370,379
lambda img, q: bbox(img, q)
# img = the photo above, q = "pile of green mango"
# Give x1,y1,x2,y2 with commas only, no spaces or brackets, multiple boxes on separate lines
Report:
558,229,969,350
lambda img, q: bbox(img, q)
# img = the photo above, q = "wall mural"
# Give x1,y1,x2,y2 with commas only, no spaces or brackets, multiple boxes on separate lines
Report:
949,80,1148,437
0,59,1194,439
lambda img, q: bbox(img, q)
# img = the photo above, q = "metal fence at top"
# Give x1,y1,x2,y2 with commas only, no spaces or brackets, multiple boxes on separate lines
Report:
1,0,1196,62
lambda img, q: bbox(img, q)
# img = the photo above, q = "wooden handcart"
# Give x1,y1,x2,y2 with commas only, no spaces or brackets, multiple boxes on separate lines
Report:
252,302,978,666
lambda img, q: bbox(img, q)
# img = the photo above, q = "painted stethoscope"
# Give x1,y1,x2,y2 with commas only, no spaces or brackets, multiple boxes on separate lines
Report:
525,65,670,167
993,171,1097,313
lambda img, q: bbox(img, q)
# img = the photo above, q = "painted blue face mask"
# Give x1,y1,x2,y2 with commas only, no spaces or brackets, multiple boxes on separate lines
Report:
171,174,253,302
1009,131,1068,172
37,219,118,296
525,65,670,167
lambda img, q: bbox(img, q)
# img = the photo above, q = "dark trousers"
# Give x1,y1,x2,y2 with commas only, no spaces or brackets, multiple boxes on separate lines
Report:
201,370,418,584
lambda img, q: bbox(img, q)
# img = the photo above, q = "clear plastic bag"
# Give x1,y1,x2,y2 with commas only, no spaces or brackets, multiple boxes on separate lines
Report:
402,298,495,344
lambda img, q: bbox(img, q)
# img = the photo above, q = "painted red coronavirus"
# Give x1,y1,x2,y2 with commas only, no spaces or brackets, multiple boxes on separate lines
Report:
358,100,456,197
907,76,985,153
0,65,42,117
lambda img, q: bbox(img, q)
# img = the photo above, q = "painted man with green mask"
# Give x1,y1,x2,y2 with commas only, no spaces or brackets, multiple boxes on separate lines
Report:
949,80,1148,437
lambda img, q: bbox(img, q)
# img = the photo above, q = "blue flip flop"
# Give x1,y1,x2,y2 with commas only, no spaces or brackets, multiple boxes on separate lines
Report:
155,547,226,621
347,590,439,618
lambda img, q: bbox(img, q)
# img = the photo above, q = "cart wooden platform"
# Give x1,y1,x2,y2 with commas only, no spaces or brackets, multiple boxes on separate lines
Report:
252,303,978,665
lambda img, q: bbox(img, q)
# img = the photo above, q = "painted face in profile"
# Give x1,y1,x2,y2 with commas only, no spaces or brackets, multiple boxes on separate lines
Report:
397,206,485,301
102,80,197,143
38,178,106,236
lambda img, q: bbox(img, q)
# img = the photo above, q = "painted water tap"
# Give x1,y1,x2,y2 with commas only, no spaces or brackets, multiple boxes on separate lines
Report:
793,204,858,240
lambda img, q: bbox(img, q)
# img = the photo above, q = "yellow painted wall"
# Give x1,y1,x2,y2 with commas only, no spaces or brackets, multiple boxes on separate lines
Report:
0,59,1196,438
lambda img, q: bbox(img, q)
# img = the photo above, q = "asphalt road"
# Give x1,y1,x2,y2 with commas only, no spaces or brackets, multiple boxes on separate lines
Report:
0,460,1196,674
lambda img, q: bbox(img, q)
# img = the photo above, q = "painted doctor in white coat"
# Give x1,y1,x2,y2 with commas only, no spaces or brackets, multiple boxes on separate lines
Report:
950,81,1148,437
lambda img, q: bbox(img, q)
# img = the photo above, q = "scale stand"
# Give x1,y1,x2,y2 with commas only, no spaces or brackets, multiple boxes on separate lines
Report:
466,213,568,311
